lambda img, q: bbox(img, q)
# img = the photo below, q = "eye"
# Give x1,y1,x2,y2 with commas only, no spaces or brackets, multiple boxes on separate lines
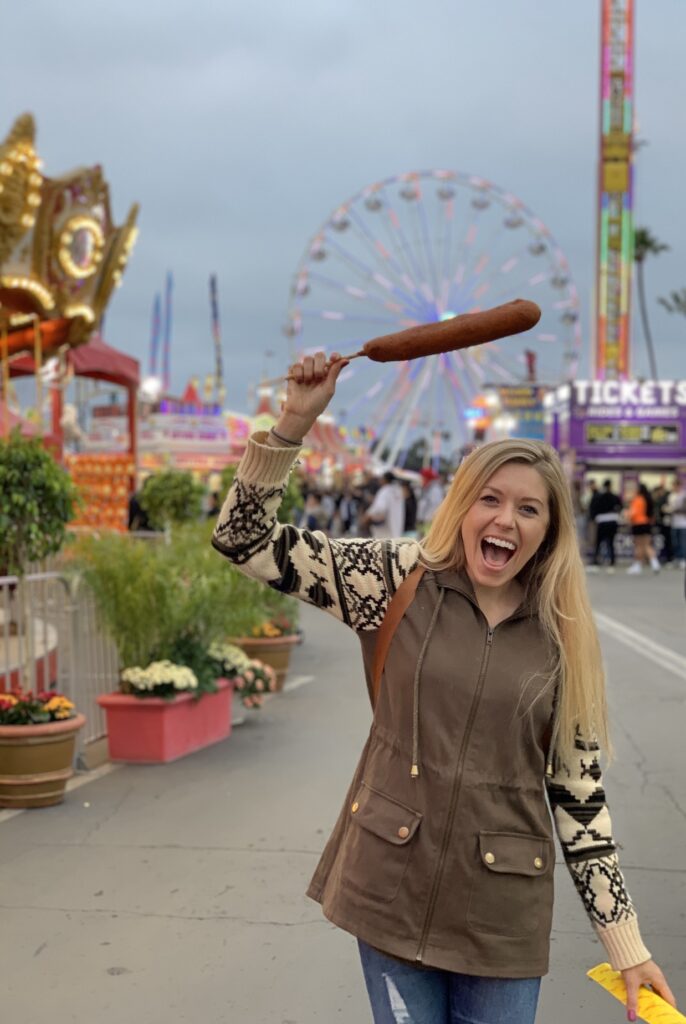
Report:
521,505,539,516
480,494,497,504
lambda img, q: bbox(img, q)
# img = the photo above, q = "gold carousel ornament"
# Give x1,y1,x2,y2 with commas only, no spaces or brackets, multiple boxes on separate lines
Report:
0,112,139,361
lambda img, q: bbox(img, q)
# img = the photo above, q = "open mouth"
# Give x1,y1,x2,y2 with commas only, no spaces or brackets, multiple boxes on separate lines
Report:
480,536,517,570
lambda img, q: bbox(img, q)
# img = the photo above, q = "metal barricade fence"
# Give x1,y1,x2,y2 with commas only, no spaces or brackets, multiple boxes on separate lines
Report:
0,570,119,754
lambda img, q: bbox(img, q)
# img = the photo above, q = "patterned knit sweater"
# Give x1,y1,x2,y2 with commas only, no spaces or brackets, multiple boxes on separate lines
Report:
212,432,651,972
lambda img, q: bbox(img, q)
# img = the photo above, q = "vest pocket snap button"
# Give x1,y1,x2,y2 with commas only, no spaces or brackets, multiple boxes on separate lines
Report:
534,856,543,869
351,802,359,813
398,826,410,839
484,852,495,864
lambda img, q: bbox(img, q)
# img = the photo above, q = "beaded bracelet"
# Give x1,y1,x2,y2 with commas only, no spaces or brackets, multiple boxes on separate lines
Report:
269,426,303,447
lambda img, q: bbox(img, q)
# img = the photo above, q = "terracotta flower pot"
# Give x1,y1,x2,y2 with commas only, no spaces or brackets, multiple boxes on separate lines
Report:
0,713,86,809
97,678,233,763
229,634,300,692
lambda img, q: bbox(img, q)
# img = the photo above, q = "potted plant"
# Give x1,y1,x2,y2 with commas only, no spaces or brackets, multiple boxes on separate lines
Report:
0,430,77,672
78,524,236,763
0,688,86,807
97,659,232,763
208,642,277,709
226,581,302,692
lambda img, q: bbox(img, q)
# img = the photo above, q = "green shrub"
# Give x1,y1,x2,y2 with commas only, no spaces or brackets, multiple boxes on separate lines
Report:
139,470,204,530
77,523,299,690
0,430,77,575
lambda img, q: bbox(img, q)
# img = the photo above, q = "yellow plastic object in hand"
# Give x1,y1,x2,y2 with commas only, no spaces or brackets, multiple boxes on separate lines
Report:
587,963,685,1023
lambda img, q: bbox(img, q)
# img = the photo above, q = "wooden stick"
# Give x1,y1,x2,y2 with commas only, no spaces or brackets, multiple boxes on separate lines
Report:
260,350,364,387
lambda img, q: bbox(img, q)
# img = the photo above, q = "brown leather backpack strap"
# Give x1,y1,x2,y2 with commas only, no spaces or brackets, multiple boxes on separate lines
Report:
371,564,426,709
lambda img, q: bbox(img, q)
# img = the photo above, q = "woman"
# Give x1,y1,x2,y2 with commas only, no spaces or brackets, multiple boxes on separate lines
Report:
212,352,675,1024
626,482,660,575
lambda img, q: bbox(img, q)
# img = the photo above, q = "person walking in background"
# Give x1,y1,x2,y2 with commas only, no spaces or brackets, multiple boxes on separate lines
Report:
301,491,330,532
667,478,686,569
627,482,660,575
585,479,601,564
570,479,586,554
400,479,418,538
592,479,623,572
417,468,446,534
653,484,674,567
361,470,405,539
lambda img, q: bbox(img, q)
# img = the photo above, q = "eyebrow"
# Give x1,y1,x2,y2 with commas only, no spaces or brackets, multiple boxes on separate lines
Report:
482,485,545,507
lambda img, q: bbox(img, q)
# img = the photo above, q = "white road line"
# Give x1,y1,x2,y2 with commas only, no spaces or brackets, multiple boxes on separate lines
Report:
282,674,315,693
595,611,686,681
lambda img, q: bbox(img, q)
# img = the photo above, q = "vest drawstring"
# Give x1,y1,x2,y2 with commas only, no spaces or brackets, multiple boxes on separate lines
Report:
411,589,445,778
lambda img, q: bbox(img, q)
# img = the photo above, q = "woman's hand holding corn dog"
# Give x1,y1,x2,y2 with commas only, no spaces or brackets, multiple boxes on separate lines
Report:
265,299,542,447
267,351,348,447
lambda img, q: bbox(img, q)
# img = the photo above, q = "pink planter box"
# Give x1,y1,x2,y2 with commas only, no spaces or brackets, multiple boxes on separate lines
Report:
97,678,233,763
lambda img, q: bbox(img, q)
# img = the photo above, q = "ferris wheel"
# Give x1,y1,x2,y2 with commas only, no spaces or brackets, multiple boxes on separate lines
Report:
283,169,581,465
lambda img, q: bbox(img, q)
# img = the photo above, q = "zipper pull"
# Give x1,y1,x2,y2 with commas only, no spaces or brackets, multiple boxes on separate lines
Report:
486,628,494,645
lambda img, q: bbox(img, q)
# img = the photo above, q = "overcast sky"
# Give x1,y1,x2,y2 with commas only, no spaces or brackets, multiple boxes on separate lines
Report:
4,0,685,416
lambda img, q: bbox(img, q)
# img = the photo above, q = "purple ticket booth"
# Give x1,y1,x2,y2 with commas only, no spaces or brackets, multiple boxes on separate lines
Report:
545,380,686,559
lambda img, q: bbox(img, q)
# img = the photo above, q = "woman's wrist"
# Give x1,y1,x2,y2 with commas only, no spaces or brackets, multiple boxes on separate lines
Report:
268,426,302,448
272,411,312,443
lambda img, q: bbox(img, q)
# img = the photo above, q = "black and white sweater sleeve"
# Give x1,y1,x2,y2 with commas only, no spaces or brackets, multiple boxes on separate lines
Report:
546,735,651,971
211,432,420,631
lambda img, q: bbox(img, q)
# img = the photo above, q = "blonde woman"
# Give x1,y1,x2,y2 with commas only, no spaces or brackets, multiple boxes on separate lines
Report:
212,352,676,1024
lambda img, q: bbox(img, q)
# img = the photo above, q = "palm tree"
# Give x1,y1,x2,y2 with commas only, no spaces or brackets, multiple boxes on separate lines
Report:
633,227,669,380
658,288,686,318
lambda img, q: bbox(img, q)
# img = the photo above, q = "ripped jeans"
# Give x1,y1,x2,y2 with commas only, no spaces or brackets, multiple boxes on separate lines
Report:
358,941,541,1024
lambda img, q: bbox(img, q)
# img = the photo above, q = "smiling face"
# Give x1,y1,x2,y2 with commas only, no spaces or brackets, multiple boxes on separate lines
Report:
460,461,551,592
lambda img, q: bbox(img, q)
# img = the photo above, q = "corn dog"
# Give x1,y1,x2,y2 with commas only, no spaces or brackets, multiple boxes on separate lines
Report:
362,299,541,363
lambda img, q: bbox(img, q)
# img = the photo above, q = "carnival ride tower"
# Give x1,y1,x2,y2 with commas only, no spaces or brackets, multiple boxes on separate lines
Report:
595,0,635,380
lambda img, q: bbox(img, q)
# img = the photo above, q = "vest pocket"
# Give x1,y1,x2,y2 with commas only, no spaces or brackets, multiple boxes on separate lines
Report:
467,830,553,937
341,782,422,903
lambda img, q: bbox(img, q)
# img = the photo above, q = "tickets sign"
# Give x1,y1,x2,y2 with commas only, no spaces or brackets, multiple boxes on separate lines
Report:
549,380,686,462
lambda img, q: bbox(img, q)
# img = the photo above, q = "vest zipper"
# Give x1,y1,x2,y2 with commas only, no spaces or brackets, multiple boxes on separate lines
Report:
415,624,494,963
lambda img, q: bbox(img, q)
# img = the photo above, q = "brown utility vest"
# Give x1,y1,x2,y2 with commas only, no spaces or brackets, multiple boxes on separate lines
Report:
307,568,558,978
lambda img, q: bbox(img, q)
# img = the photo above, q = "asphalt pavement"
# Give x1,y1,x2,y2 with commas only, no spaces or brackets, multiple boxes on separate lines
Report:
1,566,685,1024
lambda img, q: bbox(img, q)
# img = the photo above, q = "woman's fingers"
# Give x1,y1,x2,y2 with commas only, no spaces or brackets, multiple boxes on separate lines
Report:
313,351,327,380
624,974,640,1020
650,973,677,1009
301,355,314,383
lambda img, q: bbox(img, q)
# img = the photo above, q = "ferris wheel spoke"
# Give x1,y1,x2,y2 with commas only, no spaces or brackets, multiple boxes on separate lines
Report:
405,201,439,311
342,213,428,316
440,365,469,447
415,192,442,309
346,206,422,297
446,215,486,310
305,268,427,321
321,234,430,320
378,362,430,465
367,364,413,430
436,197,458,311
376,187,432,295
372,360,425,444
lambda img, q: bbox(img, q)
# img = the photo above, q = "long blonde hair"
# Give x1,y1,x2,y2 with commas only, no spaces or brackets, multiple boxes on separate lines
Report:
420,438,610,764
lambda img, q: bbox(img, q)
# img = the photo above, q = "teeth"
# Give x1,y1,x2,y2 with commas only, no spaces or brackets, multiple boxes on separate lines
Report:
484,536,516,551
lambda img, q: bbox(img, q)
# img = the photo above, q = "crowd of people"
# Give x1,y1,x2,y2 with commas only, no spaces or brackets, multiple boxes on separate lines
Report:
573,475,686,574
295,466,449,540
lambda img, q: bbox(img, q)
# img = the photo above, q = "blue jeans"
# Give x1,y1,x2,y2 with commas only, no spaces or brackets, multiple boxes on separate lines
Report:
358,941,541,1024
